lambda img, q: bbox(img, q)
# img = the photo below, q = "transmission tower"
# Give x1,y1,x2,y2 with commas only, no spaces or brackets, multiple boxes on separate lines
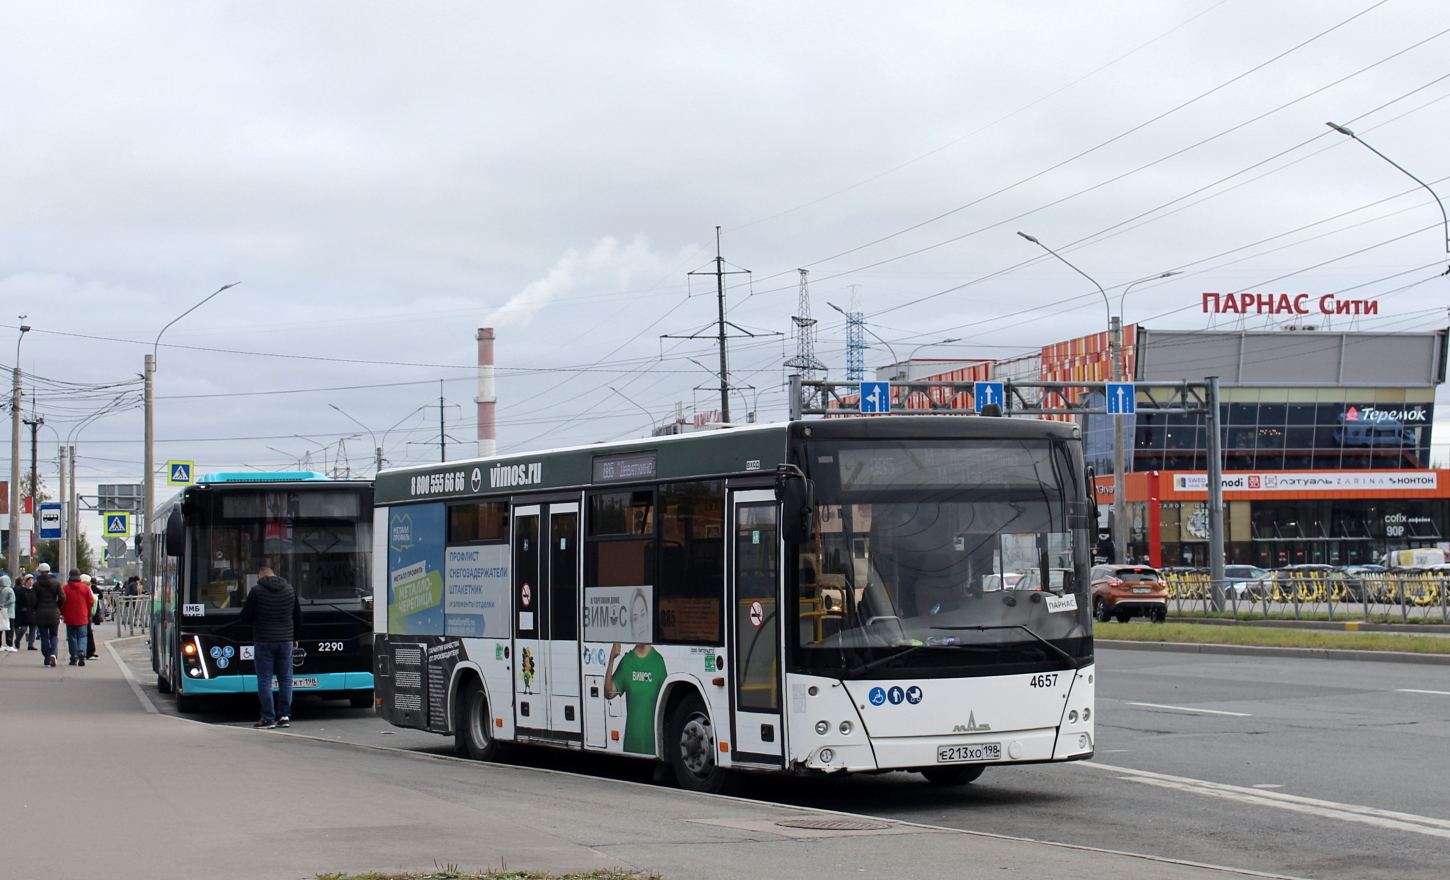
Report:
845,285,866,381
785,269,826,386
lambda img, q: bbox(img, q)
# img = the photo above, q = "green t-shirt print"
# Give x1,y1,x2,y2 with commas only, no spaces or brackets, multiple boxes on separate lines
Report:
610,647,668,755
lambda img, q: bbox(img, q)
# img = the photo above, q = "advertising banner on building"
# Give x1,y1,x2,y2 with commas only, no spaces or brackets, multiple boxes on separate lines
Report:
1172,472,1438,493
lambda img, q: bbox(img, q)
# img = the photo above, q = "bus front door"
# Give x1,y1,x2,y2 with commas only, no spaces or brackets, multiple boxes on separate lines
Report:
730,490,784,767
512,502,583,741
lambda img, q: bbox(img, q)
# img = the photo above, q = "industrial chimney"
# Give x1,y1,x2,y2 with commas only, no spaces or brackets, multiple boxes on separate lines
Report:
476,328,496,457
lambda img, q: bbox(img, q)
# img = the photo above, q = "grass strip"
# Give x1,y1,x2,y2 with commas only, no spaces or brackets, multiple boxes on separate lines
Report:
1096,621,1450,653
318,871,658,880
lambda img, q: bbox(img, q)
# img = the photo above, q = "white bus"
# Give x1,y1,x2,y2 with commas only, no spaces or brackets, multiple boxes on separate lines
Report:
371,416,1095,792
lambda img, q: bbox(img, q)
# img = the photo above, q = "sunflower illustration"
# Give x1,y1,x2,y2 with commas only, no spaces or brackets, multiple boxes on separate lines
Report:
520,647,536,691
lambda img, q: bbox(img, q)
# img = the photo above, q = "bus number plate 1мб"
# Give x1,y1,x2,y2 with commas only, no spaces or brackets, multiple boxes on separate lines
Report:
937,742,1001,763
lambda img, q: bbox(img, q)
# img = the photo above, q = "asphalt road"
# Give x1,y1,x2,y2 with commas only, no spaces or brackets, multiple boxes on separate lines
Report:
115,639,1450,880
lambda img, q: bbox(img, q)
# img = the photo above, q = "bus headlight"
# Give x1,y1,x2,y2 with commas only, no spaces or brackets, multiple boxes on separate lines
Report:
1067,710,1078,723
1082,708,1091,722
183,643,196,655
819,748,835,763
838,721,853,735
815,720,830,735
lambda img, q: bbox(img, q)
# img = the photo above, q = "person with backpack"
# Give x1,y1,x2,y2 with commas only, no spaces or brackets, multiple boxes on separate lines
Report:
82,574,103,659
31,565,65,667
60,569,94,667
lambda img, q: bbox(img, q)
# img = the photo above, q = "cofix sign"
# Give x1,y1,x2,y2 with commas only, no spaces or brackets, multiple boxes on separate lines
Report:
1201,293,1380,316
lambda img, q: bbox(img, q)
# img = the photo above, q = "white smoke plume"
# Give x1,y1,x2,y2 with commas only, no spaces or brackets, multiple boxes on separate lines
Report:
486,235,661,328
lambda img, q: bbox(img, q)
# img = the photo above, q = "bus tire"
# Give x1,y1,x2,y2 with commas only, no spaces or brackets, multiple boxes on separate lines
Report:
666,691,742,795
921,763,985,785
175,692,200,713
156,674,173,694
454,678,500,761
348,690,374,709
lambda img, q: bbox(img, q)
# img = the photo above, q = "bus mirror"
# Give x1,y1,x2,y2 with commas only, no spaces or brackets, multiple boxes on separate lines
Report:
164,508,185,558
775,466,815,544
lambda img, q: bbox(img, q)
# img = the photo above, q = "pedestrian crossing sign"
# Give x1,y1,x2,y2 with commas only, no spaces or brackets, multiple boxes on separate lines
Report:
104,512,132,537
167,460,195,485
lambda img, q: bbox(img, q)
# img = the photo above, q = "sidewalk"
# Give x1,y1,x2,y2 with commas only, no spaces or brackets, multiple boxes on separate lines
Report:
2,639,1293,880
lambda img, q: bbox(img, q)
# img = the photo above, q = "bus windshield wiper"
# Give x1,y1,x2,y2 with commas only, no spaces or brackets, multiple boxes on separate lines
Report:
845,641,999,678
930,623,1083,669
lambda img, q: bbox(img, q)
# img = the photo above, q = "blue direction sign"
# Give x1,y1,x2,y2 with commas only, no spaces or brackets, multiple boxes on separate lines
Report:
104,512,132,538
167,460,194,485
1106,382,1137,414
859,381,891,414
39,503,62,539
973,381,1004,413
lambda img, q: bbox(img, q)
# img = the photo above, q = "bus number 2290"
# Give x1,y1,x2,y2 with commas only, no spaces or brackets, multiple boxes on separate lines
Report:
316,642,346,652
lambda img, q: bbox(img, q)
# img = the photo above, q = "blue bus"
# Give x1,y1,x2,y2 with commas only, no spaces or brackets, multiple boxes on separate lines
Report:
148,473,376,713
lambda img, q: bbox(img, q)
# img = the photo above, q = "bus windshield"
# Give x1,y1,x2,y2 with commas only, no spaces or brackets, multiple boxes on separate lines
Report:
792,438,1091,678
187,489,372,610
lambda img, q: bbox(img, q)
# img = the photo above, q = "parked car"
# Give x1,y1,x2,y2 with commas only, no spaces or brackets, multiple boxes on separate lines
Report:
1224,565,1268,599
1090,565,1168,623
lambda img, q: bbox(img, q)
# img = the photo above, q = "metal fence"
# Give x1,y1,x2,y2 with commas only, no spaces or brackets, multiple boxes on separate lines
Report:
1161,571,1450,624
111,595,151,638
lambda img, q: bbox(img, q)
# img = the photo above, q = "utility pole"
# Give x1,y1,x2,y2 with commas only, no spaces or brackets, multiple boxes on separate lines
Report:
666,230,775,426
10,323,29,576
23,413,42,565
143,353,154,584
1110,315,1127,565
68,446,77,573
439,380,446,463
58,443,68,574
1206,376,1227,611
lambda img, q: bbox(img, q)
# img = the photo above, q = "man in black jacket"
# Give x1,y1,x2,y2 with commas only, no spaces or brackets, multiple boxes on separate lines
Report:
238,566,302,729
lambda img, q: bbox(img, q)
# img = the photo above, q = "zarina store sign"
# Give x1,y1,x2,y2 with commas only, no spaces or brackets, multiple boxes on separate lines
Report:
1201,292,1379,316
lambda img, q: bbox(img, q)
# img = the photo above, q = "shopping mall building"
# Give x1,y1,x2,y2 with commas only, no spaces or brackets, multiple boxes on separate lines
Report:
872,324,1449,568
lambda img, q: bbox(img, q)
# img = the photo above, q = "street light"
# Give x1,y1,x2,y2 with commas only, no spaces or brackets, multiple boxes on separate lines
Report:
328,403,429,474
826,302,901,378
1327,122,1449,263
143,283,239,588
1116,271,1183,380
1018,232,1128,564
9,321,29,578
906,337,962,364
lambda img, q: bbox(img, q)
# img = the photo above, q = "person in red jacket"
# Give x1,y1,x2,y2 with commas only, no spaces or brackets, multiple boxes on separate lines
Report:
60,569,95,667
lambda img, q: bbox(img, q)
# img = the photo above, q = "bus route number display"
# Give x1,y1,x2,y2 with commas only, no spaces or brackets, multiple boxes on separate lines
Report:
593,451,657,483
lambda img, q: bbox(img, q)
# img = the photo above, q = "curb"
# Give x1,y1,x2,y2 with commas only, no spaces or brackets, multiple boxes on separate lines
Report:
1168,617,1450,634
1097,638,1450,665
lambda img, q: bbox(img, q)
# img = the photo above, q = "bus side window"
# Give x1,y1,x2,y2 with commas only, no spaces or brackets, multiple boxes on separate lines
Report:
656,481,724,645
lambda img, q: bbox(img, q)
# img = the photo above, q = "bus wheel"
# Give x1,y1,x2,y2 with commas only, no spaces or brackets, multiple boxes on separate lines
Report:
667,692,742,795
921,763,985,785
454,678,500,761
156,674,173,694
348,690,374,709
175,692,200,713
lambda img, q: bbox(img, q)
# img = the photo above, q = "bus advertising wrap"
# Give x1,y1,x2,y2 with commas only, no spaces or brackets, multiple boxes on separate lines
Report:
388,503,445,634
444,545,510,637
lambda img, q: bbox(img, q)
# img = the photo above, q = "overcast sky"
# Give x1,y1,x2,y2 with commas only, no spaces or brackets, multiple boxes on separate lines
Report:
3,0,1448,545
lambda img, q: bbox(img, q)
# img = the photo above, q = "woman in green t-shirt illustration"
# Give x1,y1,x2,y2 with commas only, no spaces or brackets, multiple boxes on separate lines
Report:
604,641,668,755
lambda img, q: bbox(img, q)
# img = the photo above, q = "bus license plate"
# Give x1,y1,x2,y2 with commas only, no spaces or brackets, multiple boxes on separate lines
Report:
937,742,1000,763
276,677,319,689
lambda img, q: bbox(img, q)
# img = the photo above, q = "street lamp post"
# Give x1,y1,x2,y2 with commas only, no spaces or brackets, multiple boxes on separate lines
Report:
9,323,29,577
328,404,428,475
143,283,239,588
1327,122,1450,263
1018,232,1131,564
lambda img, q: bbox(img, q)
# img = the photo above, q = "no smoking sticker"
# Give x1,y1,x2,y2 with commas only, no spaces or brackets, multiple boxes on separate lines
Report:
521,583,532,606
748,600,765,628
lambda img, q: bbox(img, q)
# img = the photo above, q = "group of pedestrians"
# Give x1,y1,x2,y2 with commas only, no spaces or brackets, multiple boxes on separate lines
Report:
0,563,103,666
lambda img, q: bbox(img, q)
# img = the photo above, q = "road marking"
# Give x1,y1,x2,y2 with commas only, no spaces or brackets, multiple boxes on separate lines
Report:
1083,762,1450,840
1252,784,1283,789
1123,701,1251,717
1396,688,1450,696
